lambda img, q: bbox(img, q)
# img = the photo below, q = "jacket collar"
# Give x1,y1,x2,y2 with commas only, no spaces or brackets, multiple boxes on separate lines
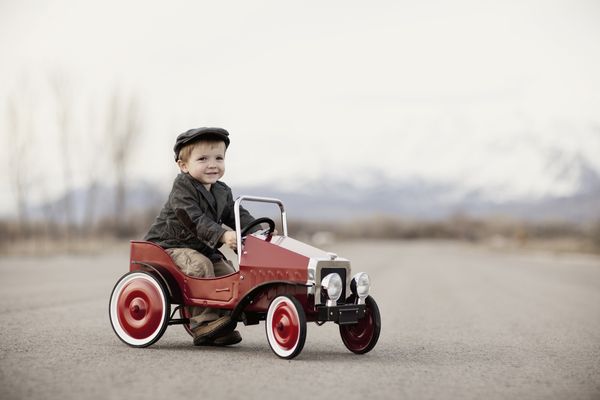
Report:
186,173,227,218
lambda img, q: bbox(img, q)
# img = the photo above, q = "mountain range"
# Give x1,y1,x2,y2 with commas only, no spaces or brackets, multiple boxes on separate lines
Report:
26,156,600,225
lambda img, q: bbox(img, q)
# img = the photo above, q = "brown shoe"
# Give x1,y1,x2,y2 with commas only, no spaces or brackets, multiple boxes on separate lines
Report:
195,330,242,346
213,330,242,346
192,316,236,345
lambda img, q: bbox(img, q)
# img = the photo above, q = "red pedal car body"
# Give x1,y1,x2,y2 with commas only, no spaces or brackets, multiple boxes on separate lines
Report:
109,196,381,359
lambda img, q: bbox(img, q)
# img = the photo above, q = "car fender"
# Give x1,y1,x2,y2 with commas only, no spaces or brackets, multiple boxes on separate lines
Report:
231,281,309,321
132,262,183,304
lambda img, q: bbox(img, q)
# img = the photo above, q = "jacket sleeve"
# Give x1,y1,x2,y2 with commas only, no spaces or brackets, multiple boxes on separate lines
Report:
239,205,257,232
222,189,256,233
168,177,226,249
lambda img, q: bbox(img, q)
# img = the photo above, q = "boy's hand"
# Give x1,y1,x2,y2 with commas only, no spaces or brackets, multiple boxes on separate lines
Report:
220,230,237,251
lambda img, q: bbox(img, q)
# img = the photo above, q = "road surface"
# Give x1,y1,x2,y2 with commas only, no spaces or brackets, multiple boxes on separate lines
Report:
1,240,599,399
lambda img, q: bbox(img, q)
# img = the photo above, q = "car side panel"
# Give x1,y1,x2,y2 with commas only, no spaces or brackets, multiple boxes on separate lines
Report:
130,241,240,308
239,235,309,291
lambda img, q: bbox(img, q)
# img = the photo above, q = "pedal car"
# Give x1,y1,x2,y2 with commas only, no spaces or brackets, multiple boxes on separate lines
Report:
109,196,381,359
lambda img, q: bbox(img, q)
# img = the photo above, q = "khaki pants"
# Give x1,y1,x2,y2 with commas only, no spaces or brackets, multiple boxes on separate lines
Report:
166,248,235,329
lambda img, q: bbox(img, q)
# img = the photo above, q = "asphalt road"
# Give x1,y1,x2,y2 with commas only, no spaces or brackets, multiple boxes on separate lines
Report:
1,240,599,400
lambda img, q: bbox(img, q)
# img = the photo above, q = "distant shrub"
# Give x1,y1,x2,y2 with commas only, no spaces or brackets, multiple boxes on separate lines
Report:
289,214,596,252
591,221,600,250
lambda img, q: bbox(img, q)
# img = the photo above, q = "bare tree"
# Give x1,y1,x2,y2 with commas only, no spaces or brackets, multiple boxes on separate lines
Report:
106,89,142,237
81,101,103,237
50,73,74,241
5,90,34,238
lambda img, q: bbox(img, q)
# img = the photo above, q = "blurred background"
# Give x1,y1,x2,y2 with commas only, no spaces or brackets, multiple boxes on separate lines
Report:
1,0,599,254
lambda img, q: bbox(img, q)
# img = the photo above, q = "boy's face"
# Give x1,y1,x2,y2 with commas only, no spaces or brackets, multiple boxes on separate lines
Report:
178,141,226,189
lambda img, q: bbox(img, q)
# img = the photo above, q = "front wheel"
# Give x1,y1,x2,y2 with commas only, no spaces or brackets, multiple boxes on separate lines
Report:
109,271,170,347
339,295,381,354
265,295,307,359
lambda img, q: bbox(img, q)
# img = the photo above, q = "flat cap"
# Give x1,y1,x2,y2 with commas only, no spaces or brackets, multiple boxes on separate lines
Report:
173,127,230,161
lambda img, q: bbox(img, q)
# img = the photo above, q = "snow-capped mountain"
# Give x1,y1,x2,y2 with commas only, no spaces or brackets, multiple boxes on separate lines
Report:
22,143,600,224
232,146,600,222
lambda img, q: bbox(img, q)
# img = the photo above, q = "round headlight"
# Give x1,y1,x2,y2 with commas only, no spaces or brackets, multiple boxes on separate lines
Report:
350,272,370,299
321,273,343,303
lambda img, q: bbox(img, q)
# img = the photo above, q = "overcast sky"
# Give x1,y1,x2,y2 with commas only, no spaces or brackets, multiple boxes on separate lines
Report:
1,0,600,215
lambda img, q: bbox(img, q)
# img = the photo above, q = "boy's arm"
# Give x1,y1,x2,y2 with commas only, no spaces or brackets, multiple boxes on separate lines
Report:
169,179,227,249
239,205,257,232
222,189,258,234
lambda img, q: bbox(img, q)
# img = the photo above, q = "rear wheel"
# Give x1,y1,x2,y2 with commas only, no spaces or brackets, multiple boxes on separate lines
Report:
339,295,381,354
265,295,306,359
180,307,193,336
109,271,170,347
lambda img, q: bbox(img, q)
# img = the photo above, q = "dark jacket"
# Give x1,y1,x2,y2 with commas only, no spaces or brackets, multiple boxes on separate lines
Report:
144,173,255,258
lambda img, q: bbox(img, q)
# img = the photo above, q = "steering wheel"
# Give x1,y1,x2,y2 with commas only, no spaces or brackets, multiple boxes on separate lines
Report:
241,217,276,237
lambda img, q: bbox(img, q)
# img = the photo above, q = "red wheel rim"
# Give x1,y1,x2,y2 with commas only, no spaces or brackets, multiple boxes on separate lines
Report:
117,279,164,340
341,307,375,352
271,301,299,350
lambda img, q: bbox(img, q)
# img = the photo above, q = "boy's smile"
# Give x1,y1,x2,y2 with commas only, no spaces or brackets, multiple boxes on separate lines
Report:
178,141,226,190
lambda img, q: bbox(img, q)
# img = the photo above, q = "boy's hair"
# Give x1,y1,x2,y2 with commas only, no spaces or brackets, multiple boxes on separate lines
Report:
177,139,226,162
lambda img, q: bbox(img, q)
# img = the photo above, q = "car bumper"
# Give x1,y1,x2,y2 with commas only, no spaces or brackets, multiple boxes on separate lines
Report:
316,303,367,325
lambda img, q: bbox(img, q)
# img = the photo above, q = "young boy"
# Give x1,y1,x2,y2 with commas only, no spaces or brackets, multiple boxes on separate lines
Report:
144,127,256,346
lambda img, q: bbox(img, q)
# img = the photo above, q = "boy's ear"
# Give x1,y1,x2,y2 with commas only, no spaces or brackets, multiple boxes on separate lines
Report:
177,159,189,173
